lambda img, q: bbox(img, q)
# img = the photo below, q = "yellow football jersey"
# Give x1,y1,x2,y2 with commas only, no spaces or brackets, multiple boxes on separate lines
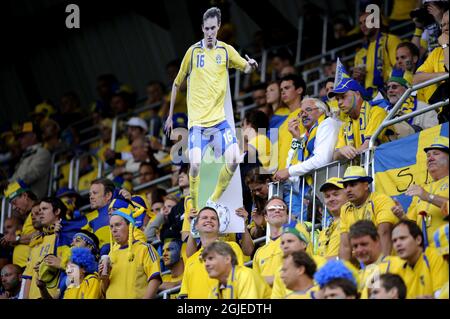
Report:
209,265,271,299
353,33,401,91
407,176,449,247
316,218,341,259
399,247,449,299
63,273,102,299
252,237,283,282
335,101,388,150
416,47,446,103
285,285,320,299
106,240,161,299
175,40,247,128
340,192,399,234
248,134,272,170
23,233,70,299
358,255,405,299
276,108,305,170
179,241,244,299
271,255,327,299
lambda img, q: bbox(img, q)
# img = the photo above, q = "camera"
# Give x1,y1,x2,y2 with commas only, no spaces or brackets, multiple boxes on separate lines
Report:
410,7,436,27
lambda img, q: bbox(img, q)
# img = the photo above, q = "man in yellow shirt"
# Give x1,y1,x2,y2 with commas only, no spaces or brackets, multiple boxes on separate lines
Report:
349,220,405,298
164,7,258,210
369,273,407,299
413,10,449,103
2,180,39,268
23,197,71,299
392,220,448,299
202,241,270,299
281,251,320,299
316,177,347,259
329,77,388,161
339,166,399,260
179,207,244,299
252,197,289,288
271,220,325,298
353,12,401,96
392,136,449,248
100,207,161,299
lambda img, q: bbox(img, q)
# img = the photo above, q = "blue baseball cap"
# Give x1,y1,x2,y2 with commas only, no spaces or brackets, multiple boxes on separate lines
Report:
327,78,367,99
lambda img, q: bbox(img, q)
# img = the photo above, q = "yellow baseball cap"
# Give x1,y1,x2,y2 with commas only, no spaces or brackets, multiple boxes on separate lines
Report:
4,180,30,201
320,177,344,192
340,166,373,184
433,224,449,257
282,221,310,244
423,136,449,154
31,102,56,117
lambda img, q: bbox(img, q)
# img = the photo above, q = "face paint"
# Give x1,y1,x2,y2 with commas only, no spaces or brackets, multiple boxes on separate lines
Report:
162,240,181,267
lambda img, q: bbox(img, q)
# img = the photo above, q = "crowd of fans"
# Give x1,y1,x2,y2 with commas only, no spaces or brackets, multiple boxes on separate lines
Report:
0,1,448,299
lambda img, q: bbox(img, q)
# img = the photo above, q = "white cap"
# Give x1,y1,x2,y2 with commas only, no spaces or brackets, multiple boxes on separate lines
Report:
126,117,148,131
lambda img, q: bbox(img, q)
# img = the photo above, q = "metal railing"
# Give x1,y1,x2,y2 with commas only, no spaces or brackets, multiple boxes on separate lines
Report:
365,73,449,187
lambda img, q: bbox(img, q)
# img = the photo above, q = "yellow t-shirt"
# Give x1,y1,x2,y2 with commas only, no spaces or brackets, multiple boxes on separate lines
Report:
398,247,449,299
248,134,272,170
285,285,320,299
179,241,244,299
23,233,71,299
340,192,399,234
13,213,36,267
316,218,341,259
63,273,102,299
416,47,446,103
175,40,247,128
407,176,449,247
354,33,401,91
161,272,184,299
252,237,283,282
335,101,388,149
209,265,271,299
271,255,327,299
106,240,161,299
276,108,305,170
358,255,405,299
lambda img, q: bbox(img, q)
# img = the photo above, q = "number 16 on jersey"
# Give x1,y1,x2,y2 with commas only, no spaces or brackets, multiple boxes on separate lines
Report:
197,54,205,68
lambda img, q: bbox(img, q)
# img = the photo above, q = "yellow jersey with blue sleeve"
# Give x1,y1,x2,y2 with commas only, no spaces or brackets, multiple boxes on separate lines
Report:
407,176,449,248
174,40,247,128
271,255,326,299
106,240,161,299
179,240,244,299
335,101,388,150
358,255,405,299
285,285,320,299
13,213,36,267
23,233,71,299
415,47,446,103
63,273,102,299
340,192,399,234
316,218,341,258
209,265,271,299
399,247,449,299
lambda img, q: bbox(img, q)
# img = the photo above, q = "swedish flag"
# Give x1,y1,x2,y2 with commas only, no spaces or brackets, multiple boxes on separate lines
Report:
374,122,449,211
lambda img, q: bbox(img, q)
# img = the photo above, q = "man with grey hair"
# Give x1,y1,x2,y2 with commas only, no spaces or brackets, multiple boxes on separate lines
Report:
273,97,341,182
164,7,258,211
202,241,270,299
